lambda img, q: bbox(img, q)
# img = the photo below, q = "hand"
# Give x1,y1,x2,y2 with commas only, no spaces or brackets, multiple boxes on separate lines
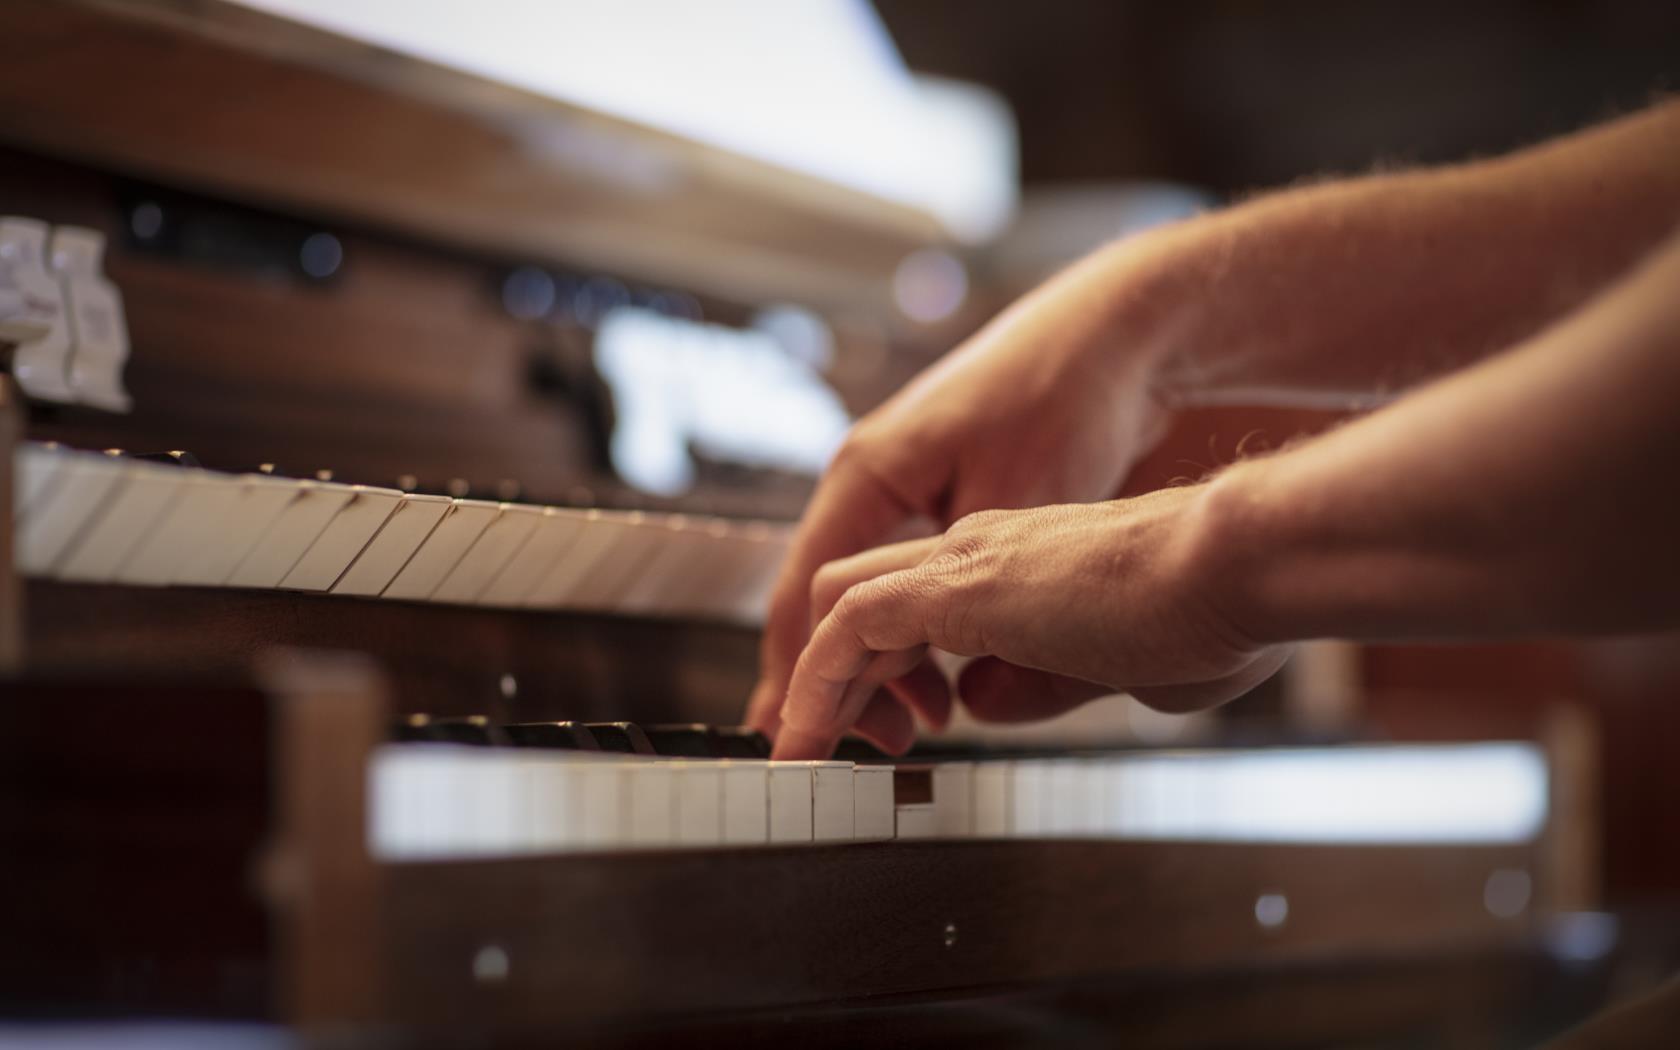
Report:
770,489,1294,760
745,238,1184,744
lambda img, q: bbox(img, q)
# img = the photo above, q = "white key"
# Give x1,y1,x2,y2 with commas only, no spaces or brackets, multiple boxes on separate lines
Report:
931,763,974,838
624,762,677,846
973,761,1013,838
115,470,245,586
720,760,769,845
367,742,456,856
673,761,724,845
1075,759,1108,836
722,522,792,624
527,753,578,852
14,442,67,517
431,503,544,605
1044,761,1082,837
1011,760,1048,838
499,751,545,855
767,762,814,843
652,517,738,619
894,803,938,840
613,515,706,616
279,486,402,591
462,750,522,857
382,499,499,600
55,463,182,582
1099,760,1132,837
225,481,356,588
811,761,855,842
521,510,624,608
172,475,302,587
565,512,670,612
16,451,126,574
853,765,895,841
405,745,475,859
331,493,452,597
368,744,419,860
478,507,591,607
574,760,628,849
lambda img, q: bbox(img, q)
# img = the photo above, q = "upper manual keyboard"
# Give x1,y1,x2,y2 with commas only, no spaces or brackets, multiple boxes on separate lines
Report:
11,442,790,624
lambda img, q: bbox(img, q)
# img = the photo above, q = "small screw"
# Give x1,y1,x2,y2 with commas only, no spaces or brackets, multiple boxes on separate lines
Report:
472,944,510,984
1255,893,1289,930
942,921,958,948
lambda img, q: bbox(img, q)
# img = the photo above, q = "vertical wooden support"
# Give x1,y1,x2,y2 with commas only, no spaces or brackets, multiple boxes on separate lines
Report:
0,374,24,674
257,650,389,1035
1540,701,1600,914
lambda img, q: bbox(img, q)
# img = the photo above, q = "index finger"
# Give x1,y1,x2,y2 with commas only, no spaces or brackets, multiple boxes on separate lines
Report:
744,454,915,734
776,565,940,755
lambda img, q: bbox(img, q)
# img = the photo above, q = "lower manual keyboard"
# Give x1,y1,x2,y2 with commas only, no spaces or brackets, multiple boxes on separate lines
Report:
367,736,1550,860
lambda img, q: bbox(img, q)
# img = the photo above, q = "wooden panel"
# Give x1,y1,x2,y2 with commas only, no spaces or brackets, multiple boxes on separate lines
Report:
0,0,944,314
24,581,761,726
0,377,22,672
381,839,1537,1030
0,680,274,1016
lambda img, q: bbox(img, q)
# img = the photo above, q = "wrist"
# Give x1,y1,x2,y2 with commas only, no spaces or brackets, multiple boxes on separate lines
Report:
1187,456,1319,649
1087,221,1224,407
1035,225,1208,399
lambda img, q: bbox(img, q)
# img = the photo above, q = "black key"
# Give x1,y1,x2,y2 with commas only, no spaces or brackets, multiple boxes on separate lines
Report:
833,736,892,763
710,726,770,759
642,723,716,758
584,722,654,755
129,450,203,468
393,714,506,746
504,721,600,750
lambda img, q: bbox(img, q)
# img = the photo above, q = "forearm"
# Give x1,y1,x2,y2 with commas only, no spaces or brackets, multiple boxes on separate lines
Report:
1203,230,1680,646
1117,99,1680,407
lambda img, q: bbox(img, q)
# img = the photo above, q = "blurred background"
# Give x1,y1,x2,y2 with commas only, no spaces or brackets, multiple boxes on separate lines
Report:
4,0,1680,1044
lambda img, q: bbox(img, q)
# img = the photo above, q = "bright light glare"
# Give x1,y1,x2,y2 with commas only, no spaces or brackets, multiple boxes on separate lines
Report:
229,0,1017,240
595,307,851,495
1114,743,1548,844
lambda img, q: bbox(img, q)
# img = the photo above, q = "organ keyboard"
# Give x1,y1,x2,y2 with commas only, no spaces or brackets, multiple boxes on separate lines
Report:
0,2,1605,1043
370,723,1549,859
12,441,788,622
3,664,1571,1039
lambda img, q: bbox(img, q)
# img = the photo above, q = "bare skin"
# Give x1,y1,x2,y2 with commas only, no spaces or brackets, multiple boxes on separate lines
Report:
745,100,1680,760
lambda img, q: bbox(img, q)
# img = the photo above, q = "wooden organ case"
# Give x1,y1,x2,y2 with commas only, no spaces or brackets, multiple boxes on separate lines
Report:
0,3,1597,1046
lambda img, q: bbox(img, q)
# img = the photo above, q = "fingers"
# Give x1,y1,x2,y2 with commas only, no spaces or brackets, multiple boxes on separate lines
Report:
744,457,914,734
809,536,943,623
852,693,917,755
774,565,943,756
884,659,953,731
957,657,1113,723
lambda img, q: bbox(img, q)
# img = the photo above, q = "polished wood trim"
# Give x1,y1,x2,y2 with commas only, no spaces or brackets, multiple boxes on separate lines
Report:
380,839,1539,1029
258,651,389,1028
0,0,944,312
0,376,22,673
24,581,762,725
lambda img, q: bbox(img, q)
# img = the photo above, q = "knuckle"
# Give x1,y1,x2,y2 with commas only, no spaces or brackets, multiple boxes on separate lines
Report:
829,583,875,628
830,426,884,472
809,561,847,611
948,508,1006,536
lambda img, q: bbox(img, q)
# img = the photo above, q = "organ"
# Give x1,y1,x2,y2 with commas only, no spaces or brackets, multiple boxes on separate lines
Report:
0,1,1602,1045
